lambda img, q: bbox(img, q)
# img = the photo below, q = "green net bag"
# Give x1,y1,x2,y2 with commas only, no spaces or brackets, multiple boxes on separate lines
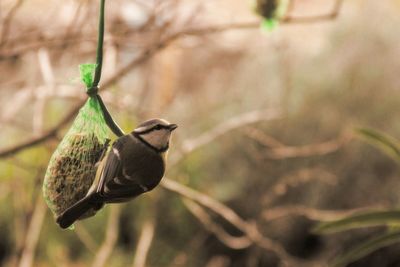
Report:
43,64,109,220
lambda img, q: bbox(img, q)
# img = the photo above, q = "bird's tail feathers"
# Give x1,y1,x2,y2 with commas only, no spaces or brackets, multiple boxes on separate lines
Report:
56,194,102,229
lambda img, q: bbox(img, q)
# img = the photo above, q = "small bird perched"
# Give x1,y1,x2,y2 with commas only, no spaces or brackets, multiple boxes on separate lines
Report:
56,118,177,229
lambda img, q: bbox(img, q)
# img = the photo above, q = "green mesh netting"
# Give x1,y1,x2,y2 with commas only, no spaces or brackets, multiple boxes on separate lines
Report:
43,64,109,220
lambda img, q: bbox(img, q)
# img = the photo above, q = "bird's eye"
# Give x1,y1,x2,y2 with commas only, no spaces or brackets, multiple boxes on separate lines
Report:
154,125,162,130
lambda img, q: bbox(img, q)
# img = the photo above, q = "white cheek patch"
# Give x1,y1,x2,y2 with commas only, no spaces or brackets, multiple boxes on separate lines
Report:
158,119,170,125
134,126,148,133
113,147,121,160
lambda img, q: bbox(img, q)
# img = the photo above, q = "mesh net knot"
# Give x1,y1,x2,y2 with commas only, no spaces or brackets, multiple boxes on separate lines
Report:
87,86,99,97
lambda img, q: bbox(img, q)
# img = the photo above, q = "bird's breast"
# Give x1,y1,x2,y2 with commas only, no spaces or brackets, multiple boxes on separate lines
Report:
122,141,165,188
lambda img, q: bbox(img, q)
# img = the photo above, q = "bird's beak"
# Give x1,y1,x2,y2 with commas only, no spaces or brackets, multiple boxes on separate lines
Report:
168,124,178,131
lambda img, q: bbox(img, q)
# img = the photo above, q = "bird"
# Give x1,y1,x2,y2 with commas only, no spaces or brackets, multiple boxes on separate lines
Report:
255,0,280,20
253,0,289,29
56,118,178,229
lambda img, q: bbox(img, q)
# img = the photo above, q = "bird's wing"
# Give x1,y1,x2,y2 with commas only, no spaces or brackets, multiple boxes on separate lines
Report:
85,141,110,196
95,138,125,194
56,193,103,229
96,136,149,202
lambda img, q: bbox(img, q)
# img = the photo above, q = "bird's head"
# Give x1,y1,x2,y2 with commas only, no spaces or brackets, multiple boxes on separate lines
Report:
133,118,177,152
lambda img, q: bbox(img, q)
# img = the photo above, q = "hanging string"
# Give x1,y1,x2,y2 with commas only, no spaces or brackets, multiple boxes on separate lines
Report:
92,0,105,88
89,0,125,137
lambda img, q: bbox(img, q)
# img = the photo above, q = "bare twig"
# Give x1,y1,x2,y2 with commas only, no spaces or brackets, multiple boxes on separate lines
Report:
18,195,47,267
262,205,388,222
33,48,54,135
11,182,27,267
171,109,281,165
74,223,98,254
262,167,337,205
0,103,80,158
91,205,121,267
0,88,32,125
0,0,345,61
183,199,252,250
282,0,344,23
205,255,231,267
161,178,320,267
242,127,285,148
0,0,24,45
62,1,85,41
132,218,156,267
167,232,208,267
266,134,352,159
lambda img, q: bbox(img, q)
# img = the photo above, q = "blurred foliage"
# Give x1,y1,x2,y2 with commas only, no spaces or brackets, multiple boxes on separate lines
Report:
314,129,400,267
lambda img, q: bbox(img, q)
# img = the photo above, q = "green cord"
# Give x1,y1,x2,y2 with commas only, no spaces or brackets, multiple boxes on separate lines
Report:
92,0,105,87
96,95,125,137
91,0,125,137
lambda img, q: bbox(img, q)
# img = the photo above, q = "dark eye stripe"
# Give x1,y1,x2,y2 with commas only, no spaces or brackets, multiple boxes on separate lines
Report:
135,124,168,134
154,124,171,130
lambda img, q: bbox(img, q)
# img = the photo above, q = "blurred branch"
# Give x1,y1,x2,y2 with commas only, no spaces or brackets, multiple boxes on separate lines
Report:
74,223,98,254
205,256,230,267
282,0,344,23
244,130,352,160
0,0,345,61
8,169,42,266
62,1,85,42
34,48,54,135
183,199,252,250
266,132,352,159
262,167,337,205
0,34,94,60
91,205,121,267
171,109,281,165
11,182,27,267
8,156,38,172
161,178,323,267
132,217,156,267
242,127,285,148
168,232,208,267
18,195,47,267
0,104,80,158
0,0,24,46
262,205,388,222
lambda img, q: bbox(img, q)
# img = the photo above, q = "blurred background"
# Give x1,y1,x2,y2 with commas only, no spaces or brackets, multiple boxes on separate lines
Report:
1,0,400,266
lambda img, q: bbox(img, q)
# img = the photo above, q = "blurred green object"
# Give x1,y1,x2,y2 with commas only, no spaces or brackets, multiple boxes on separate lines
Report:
79,64,97,88
313,210,400,234
330,230,400,267
42,64,109,226
314,128,400,266
261,19,278,31
254,0,289,30
356,128,400,163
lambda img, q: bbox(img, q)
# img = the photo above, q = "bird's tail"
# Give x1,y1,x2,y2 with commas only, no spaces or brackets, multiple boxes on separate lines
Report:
56,194,102,229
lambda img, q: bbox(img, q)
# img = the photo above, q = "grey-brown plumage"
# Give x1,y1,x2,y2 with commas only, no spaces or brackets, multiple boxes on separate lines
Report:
254,0,284,20
56,119,177,229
